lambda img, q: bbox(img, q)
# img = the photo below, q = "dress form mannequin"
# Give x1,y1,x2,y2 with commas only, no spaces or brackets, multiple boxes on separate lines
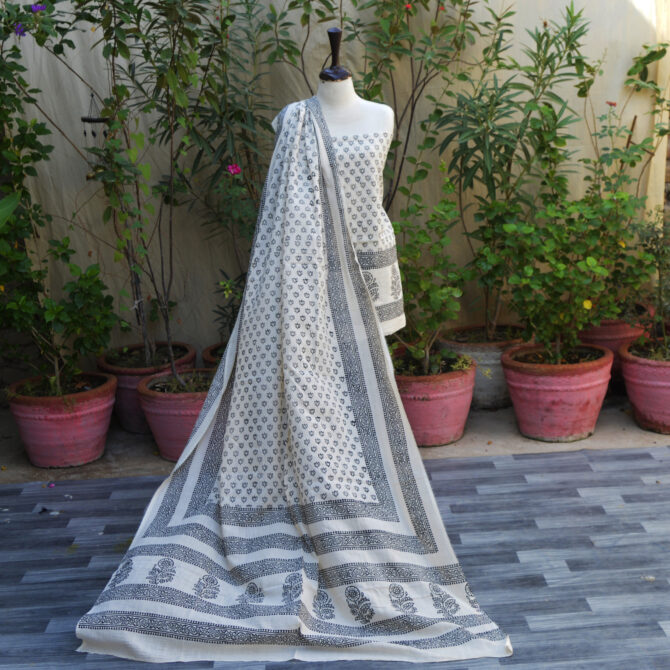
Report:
316,78,394,138
315,28,393,138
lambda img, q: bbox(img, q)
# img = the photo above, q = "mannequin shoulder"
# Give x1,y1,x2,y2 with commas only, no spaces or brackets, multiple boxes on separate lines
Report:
360,99,394,133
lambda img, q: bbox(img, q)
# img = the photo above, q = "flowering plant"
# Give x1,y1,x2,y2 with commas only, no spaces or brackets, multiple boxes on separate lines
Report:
501,196,614,364
577,43,670,324
0,12,117,395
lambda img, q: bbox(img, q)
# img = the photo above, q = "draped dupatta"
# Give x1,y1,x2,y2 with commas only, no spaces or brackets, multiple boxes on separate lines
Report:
75,97,512,664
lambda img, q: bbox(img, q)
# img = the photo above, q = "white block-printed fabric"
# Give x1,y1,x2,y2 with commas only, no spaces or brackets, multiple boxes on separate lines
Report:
75,97,513,664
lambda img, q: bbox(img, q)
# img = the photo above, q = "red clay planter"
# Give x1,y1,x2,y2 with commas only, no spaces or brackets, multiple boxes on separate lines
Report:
97,341,196,434
578,320,644,376
501,344,613,442
620,342,670,434
137,368,211,461
202,342,227,368
7,373,117,467
395,363,476,447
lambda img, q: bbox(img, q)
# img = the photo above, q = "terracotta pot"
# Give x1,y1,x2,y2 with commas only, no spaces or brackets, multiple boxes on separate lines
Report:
202,341,227,368
501,343,613,442
395,363,476,447
439,325,525,410
137,368,212,461
97,341,196,433
578,320,644,376
7,373,117,467
620,341,670,434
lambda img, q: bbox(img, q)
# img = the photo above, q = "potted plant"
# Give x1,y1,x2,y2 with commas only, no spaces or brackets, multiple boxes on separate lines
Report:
96,338,196,433
391,172,475,446
435,5,590,407
0,191,119,469
500,195,616,442
0,12,120,466
620,210,670,433
577,45,670,375
137,368,213,461
72,0,242,441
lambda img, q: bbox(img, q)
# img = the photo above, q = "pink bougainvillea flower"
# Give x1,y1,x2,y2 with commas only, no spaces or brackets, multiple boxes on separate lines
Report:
226,163,241,175
404,3,412,9
606,101,617,107
439,5,445,9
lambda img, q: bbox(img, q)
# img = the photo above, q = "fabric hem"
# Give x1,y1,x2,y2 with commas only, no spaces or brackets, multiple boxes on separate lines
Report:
75,633,512,664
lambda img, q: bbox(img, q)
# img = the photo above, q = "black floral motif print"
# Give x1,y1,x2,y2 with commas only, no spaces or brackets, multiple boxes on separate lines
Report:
146,558,176,585
312,589,335,619
193,574,220,600
282,572,302,604
430,582,460,619
389,582,417,615
362,270,380,301
109,558,133,589
465,582,480,610
345,585,375,624
236,581,264,604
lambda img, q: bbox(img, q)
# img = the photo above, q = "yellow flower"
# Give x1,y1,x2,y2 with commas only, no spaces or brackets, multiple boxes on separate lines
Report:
0,285,4,292
618,240,626,248
583,300,593,310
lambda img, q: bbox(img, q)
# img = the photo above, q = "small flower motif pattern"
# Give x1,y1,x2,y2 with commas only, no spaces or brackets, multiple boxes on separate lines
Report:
109,558,133,588
236,581,264,604
345,585,375,624
313,589,335,619
147,558,176,585
429,582,460,619
282,572,302,605
193,574,220,600
388,582,417,615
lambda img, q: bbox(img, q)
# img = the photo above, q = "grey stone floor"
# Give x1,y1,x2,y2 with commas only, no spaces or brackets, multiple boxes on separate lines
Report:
1,445,670,669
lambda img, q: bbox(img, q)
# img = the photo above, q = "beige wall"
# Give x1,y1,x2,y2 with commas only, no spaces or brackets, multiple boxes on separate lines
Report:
17,0,669,364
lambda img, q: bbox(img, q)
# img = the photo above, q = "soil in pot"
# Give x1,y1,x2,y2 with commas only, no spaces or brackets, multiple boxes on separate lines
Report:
440,325,525,410
7,372,117,468
15,374,108,398
502,344,613,442
105,343,190,368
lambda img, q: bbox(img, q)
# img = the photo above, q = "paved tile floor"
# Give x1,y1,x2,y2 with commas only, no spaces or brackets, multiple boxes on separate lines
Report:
1,445,670,669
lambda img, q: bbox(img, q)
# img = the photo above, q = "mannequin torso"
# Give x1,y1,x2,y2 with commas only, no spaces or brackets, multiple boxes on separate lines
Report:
315,78,394,138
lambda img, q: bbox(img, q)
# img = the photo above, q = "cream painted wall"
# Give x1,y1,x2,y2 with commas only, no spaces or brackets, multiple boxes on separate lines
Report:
17,0,669,362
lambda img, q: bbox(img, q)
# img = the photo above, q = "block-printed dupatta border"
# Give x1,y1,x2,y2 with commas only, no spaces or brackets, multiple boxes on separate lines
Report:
75,97,512,663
